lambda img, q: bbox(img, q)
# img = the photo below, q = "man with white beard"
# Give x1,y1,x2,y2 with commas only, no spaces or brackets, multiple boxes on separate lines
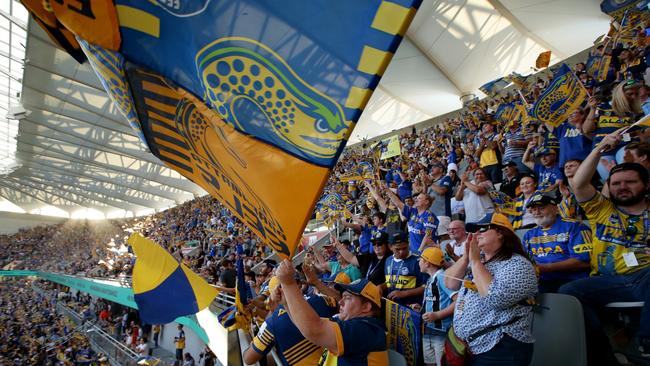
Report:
522,192,592,293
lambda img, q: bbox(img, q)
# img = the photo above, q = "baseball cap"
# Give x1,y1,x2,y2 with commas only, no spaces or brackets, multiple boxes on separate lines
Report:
535,148,557,157
389,230,409,245
334,278,382,308
447,163,458,172
421,247,444,266
503,161,517,168
371,231,389,245
525,192,559,208
466,212,515,234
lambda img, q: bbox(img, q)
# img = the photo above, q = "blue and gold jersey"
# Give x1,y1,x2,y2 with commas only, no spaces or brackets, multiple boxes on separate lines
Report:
384,255,428,305
523,217,592,281
402,206,438,254
321,316,388,366
251,295,338,365
580,193,650,276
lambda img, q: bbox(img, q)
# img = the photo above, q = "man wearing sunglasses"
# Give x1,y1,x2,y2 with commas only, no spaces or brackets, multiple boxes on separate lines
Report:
560,128,650,364
522,193,592,293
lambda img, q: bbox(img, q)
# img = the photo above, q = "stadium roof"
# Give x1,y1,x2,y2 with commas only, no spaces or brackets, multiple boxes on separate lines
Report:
0,0,610,219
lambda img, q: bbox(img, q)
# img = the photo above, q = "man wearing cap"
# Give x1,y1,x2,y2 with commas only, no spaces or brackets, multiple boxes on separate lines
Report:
523,141,562,193
522,193,592,293
276,260,388,365
560,129,650,364
340,213,387,255
335,233,391,286
500,161,521,198
244,275,339,366
382,231,427,306
419,247,457,366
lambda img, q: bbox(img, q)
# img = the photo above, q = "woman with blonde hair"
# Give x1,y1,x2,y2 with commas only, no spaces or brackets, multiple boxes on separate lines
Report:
583,79,644,180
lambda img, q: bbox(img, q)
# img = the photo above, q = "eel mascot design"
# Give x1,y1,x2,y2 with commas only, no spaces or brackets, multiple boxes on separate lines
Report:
196,37,350,163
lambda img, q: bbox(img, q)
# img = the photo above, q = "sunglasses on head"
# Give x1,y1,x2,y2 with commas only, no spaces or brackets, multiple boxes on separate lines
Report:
478,224,498,233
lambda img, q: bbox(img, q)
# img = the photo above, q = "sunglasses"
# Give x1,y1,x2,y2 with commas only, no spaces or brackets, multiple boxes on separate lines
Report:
626,216,640,238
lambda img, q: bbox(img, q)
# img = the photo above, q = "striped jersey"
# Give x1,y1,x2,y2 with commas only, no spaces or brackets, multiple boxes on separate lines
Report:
251,295,338,365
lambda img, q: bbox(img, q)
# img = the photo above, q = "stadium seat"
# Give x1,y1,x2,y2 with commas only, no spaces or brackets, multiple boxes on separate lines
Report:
530,293,587,366
388,349,407,366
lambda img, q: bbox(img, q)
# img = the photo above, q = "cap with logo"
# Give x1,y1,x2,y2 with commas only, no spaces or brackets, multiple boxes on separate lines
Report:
334,278,382,308
389,230,409,245
466,212,515,234
371,231,389,245
525,192,559,208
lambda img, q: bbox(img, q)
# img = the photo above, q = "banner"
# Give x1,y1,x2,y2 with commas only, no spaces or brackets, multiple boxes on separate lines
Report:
385,299,422,366
50,0,423,260
530,64,587,128
600,0,644,21
376,134,402,160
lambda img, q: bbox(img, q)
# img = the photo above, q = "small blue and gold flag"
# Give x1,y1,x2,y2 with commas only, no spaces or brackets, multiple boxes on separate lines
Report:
129,233,218,324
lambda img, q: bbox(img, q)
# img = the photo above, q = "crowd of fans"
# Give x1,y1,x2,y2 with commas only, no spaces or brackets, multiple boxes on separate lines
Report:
0,10,649,366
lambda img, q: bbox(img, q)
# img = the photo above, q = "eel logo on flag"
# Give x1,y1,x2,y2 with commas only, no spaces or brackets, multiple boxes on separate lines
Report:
196,37,349,161
129,233,218,324
530,64,587,128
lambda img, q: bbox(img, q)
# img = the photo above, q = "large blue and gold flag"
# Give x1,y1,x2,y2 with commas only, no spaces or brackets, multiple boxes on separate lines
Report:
128,233,219,324
30,0,423,259
530,64,587,128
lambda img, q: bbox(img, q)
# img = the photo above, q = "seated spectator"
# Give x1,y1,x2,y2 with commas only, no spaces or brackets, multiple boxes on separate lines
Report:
522,193,592,293
382,231,427,306
512,174,538,230
500,161,521,198
445,213,538,366
561,130,650,365
444,220,468,262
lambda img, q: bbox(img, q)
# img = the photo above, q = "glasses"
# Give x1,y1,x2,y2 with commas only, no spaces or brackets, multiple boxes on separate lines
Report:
626,216,640,238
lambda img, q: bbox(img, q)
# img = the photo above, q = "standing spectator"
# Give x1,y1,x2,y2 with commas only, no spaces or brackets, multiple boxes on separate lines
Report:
419,247,457,366
502,120,530,174
276,261,389,365
522,142,562,193
546,105,594,168
522,193,592,293
335,233,391,286
151,324,160,348
476,122,503,183
427,161,454,221
455,168,495,224
385,187,439,254
444,213,538,366
218,260,236,288
561,130,650,365
174,325,186,362
382,232,427,306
